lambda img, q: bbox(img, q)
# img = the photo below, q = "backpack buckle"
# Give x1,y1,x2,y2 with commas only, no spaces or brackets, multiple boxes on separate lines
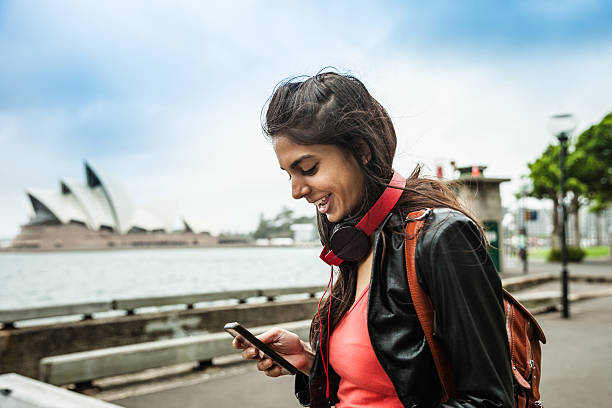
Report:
406,208,432,222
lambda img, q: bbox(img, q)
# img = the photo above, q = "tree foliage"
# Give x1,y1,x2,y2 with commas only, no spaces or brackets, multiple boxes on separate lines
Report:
572,112,612,209
252,206,316,239
524,111,612,247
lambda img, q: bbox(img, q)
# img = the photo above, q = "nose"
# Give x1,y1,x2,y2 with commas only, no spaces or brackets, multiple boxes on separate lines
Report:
291,177,311,200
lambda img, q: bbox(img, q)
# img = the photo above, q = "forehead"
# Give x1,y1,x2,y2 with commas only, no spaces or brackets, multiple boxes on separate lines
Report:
273,136,343,168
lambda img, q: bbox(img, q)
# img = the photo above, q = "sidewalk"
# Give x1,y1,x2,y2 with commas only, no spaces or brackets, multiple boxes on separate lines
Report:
538,295,612,407
106,259,612,408
502,256,612,278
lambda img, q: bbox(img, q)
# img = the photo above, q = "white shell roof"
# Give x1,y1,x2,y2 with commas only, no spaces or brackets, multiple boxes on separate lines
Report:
60,177,115,230
182,216,210,234
129,208,166,231
25,161,187,234
85,162,134,234
140,200,177,232
27,189,88,225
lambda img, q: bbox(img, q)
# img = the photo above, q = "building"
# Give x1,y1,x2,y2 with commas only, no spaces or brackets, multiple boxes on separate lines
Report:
453,165,510,272
10,161,217,251
290,223,317,243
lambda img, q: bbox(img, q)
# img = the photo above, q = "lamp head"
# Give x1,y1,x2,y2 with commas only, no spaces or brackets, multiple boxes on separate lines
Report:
548,113,576,142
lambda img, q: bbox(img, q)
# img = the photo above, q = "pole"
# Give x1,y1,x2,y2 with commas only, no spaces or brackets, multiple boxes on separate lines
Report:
519,226,527,274
519,189,528,274
559,133,570,318
523,223,528,274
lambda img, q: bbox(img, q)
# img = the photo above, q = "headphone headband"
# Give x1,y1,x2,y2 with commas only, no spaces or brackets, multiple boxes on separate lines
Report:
319,170,406,266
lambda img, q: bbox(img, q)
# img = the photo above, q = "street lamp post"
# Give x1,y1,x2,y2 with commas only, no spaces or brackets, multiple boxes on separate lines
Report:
548,113,576,319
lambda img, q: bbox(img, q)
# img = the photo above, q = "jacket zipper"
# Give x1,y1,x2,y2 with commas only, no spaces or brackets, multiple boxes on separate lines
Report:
526,320,533,381
505,303,512,345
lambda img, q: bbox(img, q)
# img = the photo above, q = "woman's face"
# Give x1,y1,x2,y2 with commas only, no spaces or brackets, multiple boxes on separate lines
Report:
273,135,365,223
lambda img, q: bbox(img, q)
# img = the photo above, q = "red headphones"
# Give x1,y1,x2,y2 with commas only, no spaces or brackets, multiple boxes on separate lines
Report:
316,169,405,399
319,170,406,266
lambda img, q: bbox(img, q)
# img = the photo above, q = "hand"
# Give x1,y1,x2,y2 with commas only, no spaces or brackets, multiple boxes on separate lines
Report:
232,327,315,377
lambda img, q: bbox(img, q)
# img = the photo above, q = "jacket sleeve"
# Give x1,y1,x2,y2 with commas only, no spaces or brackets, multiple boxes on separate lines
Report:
295,372,311,406
416,213,514,408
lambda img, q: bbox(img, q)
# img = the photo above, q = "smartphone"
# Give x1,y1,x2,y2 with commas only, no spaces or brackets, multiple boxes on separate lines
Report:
224,322,298,375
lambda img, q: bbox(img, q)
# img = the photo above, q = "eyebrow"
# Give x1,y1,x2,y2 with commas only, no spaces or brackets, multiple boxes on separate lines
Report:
280,154,316,171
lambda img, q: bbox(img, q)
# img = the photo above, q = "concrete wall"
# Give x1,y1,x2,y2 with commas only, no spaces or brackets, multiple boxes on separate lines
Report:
0,299,318,379
456,180,504,222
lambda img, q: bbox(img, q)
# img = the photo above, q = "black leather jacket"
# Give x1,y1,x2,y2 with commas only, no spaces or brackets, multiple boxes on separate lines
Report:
295,208,514,407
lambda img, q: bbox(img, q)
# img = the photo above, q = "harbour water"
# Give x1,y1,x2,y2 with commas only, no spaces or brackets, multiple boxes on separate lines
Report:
0,247,330,309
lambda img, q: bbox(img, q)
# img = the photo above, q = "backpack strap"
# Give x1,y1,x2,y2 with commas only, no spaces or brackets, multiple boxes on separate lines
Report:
404,208,456,402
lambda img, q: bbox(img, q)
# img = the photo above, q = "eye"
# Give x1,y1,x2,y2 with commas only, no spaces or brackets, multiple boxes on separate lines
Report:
302,164,318,176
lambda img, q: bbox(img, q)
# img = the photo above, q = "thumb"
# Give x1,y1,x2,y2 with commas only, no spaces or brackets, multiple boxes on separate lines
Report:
256,328,285,345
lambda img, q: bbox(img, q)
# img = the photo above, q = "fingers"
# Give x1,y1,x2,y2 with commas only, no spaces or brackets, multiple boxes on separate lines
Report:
232,336,247,350
232,336,261,360
241,346,262,361
257,357,284,377
230,328,297,378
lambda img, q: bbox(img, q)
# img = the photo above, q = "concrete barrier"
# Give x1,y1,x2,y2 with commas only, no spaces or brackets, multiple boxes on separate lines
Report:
0,302,112,329
513,291,562,309
39,320,311,386
502,273,556,292
1,298,318,379
112,290,261,312
0,373,122,407
113,286,324,312
260,286,323,300
501,272,612,293
512,287,612,310
0,286,325,327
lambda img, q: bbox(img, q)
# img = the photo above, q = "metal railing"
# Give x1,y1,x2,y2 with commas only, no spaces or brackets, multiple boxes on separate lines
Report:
0,286,324,329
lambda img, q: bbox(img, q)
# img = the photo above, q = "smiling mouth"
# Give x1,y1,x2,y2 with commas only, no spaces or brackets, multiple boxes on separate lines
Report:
314,194,331,214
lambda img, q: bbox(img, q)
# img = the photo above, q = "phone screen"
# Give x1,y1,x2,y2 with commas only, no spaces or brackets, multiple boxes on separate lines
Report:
224,322,298,375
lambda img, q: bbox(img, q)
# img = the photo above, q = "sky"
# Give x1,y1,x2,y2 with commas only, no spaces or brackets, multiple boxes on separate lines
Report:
1,0,612,238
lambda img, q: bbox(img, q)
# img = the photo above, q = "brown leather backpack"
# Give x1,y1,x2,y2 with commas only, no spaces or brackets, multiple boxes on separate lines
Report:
404,209,547,407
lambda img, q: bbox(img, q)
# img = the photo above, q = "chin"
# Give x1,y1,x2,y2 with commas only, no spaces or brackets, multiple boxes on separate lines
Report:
324,213,336,223
325,212,343,223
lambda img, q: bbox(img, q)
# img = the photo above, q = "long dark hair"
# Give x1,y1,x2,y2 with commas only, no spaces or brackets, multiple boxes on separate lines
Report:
262,71,485,349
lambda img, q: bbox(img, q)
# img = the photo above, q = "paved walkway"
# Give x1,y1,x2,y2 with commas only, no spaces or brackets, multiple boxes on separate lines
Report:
502,256,611,278
107,259,612,407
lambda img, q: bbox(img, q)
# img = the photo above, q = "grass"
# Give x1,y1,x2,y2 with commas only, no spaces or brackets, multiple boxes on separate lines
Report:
584,245,611,258
528,245,610,259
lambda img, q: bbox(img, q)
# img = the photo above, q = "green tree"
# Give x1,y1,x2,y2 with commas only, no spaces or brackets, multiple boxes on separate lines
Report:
252,207,317,240
253,213,273,239
525,145,585,248
524,111,612,249
526,144,562,247
572,113,612,246
272,207,295,236
573,113,612,203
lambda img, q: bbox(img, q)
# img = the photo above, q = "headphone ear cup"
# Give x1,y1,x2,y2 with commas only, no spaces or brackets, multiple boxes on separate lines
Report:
329,225,371,262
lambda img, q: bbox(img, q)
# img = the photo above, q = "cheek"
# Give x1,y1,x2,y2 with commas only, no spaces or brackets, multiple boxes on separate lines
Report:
349,184,365,209
339,170,365,209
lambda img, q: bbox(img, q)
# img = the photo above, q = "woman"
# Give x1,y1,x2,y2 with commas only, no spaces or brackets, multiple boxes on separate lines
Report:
233,72,514,407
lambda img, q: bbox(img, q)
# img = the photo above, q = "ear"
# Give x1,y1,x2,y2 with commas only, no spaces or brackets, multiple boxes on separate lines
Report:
356,140,372,165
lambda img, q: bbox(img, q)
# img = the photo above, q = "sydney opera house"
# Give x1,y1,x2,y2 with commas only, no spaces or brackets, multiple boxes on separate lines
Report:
10,161,217,251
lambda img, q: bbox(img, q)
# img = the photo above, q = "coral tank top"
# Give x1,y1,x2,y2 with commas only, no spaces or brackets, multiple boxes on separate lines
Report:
329,286,404,407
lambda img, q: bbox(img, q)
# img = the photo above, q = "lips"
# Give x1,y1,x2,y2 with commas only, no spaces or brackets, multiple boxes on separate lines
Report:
314,194,331,214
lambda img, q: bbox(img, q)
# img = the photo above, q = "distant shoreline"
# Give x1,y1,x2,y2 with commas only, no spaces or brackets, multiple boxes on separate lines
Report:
0,241,321,254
